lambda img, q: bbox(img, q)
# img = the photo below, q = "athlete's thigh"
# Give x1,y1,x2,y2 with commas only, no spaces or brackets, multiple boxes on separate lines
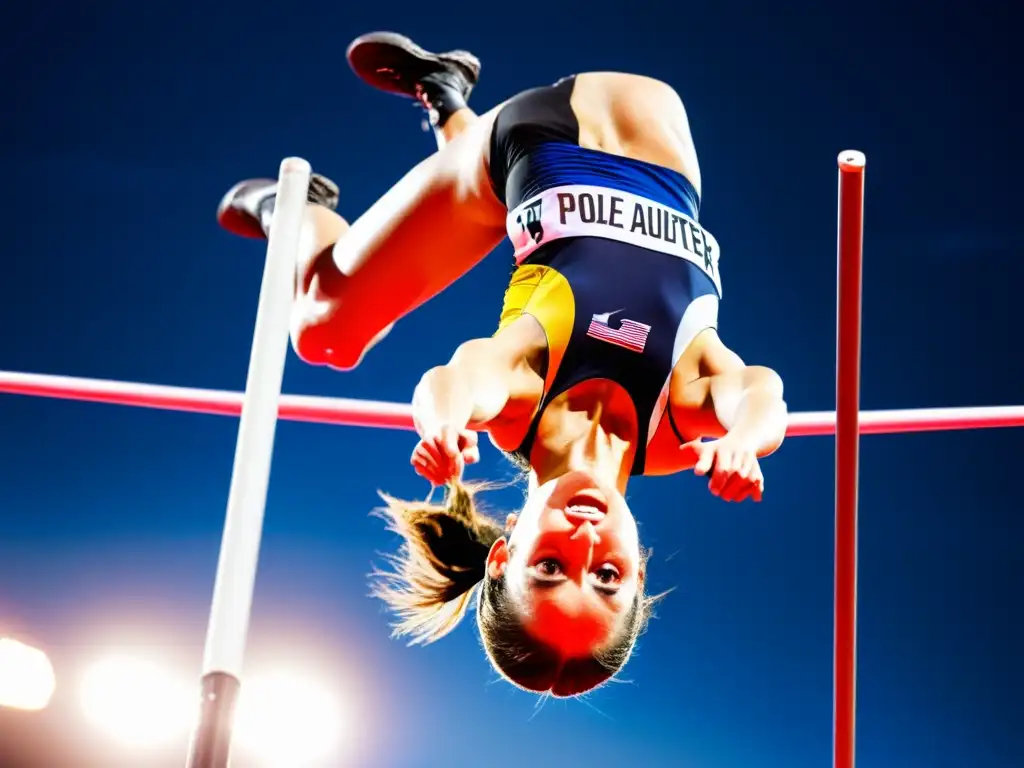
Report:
330,105,509,334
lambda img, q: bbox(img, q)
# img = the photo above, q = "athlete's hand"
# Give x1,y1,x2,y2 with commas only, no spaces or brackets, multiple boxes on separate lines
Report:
681,434,764,503
411,426,481,486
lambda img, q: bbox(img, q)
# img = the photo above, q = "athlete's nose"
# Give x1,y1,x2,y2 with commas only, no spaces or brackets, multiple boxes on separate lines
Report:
570,520,600,545
568,521,599,574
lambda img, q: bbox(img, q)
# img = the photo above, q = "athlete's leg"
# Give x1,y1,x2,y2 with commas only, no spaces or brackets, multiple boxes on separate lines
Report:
218,34,505,370
435,108,480,147
314,107,505,370
217,75,505,371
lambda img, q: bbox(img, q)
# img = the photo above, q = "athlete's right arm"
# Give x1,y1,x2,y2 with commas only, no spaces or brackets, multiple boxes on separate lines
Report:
412,337,518,436
410,335,535,484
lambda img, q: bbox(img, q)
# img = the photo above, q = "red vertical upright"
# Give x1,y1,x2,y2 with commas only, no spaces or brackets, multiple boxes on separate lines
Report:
834,150,866,768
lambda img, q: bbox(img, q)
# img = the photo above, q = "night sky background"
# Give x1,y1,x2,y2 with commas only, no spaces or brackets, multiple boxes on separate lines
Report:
0,0,1021,766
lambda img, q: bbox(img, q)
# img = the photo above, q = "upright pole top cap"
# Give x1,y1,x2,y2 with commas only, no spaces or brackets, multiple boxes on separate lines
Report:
279,157,312,176
838,150,866,171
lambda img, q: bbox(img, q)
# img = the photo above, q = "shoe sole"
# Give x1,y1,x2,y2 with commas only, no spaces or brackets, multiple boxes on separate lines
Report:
346,31,480,97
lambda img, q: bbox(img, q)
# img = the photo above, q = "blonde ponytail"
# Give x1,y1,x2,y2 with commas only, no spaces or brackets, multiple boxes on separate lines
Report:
370,482,504,645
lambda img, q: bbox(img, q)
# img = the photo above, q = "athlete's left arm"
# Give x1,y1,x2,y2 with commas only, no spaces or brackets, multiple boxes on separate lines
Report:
684,331,788,457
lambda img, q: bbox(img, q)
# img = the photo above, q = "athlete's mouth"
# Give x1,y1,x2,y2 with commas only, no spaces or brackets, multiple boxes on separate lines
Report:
564,490,609,523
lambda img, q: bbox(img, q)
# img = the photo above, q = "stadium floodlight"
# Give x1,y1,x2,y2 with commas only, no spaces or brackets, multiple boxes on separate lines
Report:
79,655,194,749
233,670,345,767
0,637,56,710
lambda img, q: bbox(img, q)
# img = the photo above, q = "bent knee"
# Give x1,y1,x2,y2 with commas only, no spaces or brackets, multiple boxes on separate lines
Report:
290,319,359,371
289,315,329,366
291,329,362,371
289,302,350,369
289,302,389,371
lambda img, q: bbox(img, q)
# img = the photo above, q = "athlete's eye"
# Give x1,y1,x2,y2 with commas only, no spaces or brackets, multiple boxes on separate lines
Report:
594,564,621,588
535,558,564,579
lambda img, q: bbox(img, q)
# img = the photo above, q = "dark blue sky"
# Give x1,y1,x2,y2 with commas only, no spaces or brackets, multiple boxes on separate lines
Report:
0,1,1021,766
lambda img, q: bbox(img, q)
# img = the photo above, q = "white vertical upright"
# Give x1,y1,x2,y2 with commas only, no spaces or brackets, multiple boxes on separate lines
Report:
186,157,311,768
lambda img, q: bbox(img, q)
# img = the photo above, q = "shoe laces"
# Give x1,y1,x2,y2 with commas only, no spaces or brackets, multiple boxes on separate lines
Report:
412,84,441,126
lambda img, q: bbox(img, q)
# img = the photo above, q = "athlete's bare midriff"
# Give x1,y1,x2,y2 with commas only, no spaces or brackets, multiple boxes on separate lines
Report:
570,72,703,199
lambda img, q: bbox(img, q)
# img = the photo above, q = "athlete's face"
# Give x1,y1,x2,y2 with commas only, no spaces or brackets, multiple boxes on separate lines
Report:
486,471,644,656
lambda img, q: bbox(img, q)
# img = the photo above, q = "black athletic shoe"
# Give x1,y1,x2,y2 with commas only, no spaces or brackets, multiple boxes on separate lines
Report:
216,173,339,240
346,31,479,119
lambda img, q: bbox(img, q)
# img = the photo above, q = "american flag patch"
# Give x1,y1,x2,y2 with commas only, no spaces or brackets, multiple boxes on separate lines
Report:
586,311,651,353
